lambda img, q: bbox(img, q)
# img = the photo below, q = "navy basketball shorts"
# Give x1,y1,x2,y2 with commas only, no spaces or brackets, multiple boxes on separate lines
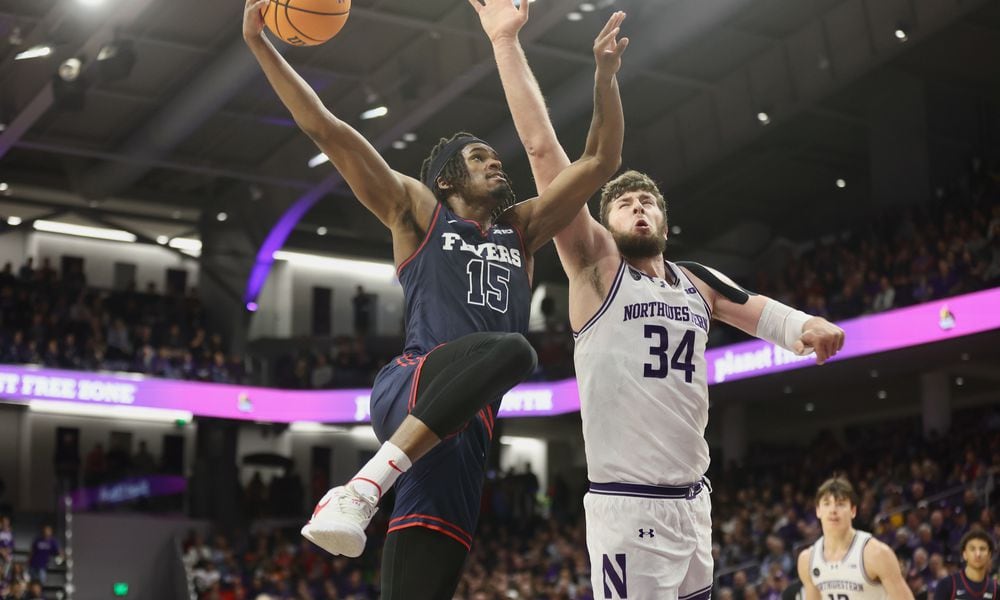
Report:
370,350,500,551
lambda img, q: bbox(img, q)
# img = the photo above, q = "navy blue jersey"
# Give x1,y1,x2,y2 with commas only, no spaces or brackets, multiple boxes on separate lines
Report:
398,203,531,352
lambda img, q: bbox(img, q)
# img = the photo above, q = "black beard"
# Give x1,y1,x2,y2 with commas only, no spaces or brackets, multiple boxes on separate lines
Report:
454,179,517,216
613,230,666,259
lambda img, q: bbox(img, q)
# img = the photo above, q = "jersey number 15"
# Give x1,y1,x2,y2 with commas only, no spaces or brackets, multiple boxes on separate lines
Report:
643,325,696,382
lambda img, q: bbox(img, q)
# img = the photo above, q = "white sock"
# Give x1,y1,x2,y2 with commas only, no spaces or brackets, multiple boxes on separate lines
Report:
348,441,411,501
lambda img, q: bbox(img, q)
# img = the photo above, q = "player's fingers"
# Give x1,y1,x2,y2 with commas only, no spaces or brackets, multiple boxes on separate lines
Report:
614,37,629,56
466,0,483,13
519,0,528,17
793,340,806,355
597,11,622,38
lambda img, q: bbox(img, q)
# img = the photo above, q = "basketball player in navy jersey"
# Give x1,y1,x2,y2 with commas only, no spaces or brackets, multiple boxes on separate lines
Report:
799,478,913,600
932,531,996,600
472,1,844,596
243,1,627,597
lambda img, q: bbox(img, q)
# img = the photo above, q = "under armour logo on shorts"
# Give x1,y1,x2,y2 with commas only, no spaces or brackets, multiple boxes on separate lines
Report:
638,528,654,538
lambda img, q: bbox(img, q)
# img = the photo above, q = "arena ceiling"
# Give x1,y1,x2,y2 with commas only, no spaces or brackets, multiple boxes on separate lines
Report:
1,0,1000,283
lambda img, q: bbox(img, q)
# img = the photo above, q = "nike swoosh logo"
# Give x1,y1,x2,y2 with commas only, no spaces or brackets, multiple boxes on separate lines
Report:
312,497,331,519
447,220,458,223
388,460,404,473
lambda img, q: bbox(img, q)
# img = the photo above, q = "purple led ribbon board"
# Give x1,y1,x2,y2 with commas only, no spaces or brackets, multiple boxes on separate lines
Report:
1,288,997,421
67,475,188,511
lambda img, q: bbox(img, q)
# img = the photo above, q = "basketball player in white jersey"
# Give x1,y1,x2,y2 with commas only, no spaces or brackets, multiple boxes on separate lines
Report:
798,478,913,600
471,1,844,597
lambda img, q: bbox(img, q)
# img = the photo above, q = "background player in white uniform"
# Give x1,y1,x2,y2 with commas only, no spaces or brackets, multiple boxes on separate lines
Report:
471,2,843,597
798,478,913,600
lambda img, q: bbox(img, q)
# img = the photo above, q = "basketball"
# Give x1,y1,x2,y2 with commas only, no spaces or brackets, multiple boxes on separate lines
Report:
263,0,350,47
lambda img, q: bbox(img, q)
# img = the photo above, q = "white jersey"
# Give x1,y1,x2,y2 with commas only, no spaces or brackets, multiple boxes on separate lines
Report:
809,531,886,600
574,258,712,485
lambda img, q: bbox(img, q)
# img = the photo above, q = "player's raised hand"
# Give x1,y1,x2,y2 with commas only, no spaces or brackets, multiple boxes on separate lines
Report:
468,0,529,44
794,317,845,365
594,11,629,77
243,0,269,42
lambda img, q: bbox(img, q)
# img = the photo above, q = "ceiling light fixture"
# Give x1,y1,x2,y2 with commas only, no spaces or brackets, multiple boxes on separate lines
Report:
14,45,52,61
33,220,136,243
360,106,388,120
757,111,771,125
567,11,583,21
7,216,22,226
836,178,846,189
308,152,329,168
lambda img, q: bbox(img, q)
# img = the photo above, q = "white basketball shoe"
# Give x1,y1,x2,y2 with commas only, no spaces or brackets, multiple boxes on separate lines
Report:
301,484,378,558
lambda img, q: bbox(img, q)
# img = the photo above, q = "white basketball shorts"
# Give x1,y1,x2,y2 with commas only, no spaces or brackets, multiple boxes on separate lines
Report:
584,481,713,600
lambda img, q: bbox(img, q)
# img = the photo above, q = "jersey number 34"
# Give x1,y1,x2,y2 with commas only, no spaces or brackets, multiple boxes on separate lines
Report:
643,325,696,382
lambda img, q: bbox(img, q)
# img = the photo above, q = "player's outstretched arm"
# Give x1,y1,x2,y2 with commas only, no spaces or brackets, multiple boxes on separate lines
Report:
796,547,822,600
242,0,425,228
510,12,627,255
678,263,845,364
471,0,570,190
864,540,916,599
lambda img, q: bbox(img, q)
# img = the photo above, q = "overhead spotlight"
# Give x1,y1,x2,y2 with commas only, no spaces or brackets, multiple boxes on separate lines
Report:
156,235,168,245
14,45,52,61
96,39,136,82
783,385,792,395
402,132,418,143
7,216,22,226
245,301,259,312
955,377,964,387
960,352,970,361
77,0,106,6
869,369,878,378
877,389,887,400
316,226,328,236
216,212,228,222
579,2,596,11
54,57,86,110
360,105,388,120
756,111,771,125
0,182,8,192
58,57,83,82
894,28,908,42
567,11,583,21
836,178,847,189
804,402,815,412
391,140,407,150
0,123,5,132
308,152,329,168
670,225,682,235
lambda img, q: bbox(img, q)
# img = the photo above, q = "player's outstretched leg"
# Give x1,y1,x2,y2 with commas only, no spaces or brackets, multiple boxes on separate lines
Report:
302,332,536,556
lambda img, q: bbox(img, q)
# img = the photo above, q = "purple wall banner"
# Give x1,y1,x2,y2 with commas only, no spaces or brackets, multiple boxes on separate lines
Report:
704,286,1000,384
67,475,188,511
1,287,998,422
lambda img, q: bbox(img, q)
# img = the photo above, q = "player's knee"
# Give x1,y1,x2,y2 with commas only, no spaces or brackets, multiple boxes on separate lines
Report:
497,333,537,378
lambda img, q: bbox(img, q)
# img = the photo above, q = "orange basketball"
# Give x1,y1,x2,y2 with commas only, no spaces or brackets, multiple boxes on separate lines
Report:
263,0,350,47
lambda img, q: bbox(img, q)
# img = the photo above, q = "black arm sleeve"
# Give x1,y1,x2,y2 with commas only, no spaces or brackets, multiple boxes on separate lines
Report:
676,261,757,305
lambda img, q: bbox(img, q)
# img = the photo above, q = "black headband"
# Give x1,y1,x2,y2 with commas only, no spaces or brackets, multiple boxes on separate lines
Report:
422,135,488,190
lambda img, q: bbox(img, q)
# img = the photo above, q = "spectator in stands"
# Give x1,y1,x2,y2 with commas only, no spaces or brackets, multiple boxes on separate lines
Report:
27,525,61,584
83,443,106,487
17,258,33,282
133,441,156,475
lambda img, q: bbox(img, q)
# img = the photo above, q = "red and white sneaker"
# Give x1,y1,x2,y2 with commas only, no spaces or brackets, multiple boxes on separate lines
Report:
301,484,378,558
